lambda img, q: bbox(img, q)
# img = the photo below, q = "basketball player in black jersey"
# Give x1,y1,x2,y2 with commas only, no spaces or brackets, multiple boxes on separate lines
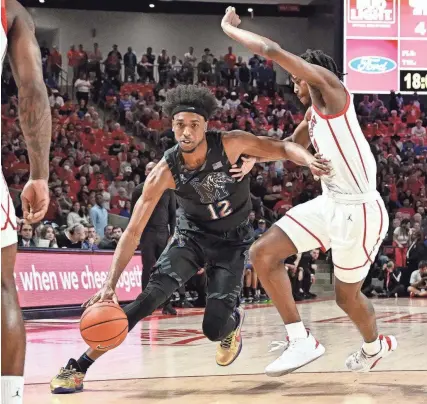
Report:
50,85,329,394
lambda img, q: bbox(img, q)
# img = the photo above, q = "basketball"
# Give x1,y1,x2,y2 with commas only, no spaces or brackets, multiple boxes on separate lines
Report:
80,302,128,351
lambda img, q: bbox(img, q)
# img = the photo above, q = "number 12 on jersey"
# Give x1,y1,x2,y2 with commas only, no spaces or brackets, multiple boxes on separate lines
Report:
207,200,233,220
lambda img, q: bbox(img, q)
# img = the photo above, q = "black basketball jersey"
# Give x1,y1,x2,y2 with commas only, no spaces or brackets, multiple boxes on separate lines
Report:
164,131,252,234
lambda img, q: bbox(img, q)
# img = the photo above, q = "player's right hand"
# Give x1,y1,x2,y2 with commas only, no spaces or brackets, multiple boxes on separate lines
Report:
82,284,119,308
21,179,49,224
221,6,241,28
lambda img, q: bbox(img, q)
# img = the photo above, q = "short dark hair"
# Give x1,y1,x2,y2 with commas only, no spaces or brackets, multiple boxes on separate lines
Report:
299,49,344,80
162,85,217,120
418,260,427,269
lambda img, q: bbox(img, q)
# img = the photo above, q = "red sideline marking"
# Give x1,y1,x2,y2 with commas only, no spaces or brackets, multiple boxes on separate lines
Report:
285,214,327,252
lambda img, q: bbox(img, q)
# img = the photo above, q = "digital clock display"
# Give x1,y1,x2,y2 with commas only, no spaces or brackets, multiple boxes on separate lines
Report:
344,0,427,94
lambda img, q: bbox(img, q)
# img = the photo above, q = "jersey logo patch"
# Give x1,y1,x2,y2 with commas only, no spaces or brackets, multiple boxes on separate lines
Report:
190,172,235,204
212,161,223,170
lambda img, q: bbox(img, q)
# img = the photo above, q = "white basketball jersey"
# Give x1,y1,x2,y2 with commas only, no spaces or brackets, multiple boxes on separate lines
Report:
308,87,377,195
1,0,7,84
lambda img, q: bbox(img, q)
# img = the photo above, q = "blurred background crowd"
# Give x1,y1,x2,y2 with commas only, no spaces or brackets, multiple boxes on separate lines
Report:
2,41,427,308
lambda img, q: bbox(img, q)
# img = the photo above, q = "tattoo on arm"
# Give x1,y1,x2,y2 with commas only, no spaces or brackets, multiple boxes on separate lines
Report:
18,81,51,180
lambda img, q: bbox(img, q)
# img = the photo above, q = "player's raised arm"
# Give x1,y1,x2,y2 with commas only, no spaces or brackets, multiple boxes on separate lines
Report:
222,130,330,177
84,159,176,306
7,0,51,222
221,7,344,105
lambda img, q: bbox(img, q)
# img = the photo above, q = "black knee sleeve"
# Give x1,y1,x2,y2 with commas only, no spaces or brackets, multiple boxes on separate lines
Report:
202,298,236,342
124,273,179,331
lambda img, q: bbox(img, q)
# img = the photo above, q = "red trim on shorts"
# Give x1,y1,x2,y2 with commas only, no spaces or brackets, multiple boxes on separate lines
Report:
285,214,327,253
334,200,383,271
345,113,368,183
1,0,6,33
1,195,17,231
362,204,372,264
326,120,362,193
312,87,350,120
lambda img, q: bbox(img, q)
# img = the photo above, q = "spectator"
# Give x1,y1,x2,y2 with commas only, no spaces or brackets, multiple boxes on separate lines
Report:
87,42,103,78
393,218,411,267
141,47,155,82
296,249,319,299
157,49,171,85
56,223,86,249
89,193,108,237
18,223,36,248
254,219,268,238
38,225,58,248
285,255,304,301
408,260,427,297
49,46,62,85
124,46,137,82
82,225,99,250
376,260,405,297
74,72,91,104
105,44,122,79
411,119,426,138
98,226,122,250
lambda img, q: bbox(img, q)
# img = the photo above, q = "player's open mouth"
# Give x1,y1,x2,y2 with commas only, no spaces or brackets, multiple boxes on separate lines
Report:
181,140,192,145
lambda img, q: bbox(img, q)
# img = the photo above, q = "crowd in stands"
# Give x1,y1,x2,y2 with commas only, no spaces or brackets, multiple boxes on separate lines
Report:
2,41,427,304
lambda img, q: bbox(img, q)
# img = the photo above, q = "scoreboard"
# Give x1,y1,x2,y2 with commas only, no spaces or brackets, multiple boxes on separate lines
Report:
344,0,427,94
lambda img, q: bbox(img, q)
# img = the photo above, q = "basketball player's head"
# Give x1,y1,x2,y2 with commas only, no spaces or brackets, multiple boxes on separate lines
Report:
163,85,217,154
291,49,343,106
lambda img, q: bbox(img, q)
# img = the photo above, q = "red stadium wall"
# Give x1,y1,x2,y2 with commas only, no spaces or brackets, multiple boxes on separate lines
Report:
14,250,143,308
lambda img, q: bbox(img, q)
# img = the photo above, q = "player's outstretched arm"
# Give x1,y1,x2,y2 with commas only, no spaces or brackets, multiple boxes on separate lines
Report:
84,160,175,307
223,130,330,177
221,7,341,91
107,159,175,289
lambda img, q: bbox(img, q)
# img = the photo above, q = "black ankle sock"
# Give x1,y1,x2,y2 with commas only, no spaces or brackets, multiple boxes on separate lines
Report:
243,286,250,298
76,353,94,373
251,288,257,297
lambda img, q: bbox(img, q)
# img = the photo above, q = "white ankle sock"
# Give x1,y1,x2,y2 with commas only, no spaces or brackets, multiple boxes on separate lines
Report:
1,376,24,404
285,321,307,340
362,337,381,356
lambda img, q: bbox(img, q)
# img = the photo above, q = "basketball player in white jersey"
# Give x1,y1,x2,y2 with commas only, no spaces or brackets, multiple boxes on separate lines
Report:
1,0,51,402
221,7,396,376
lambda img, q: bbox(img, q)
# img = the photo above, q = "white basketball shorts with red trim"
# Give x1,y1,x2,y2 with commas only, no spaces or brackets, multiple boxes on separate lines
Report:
1,172,18,248
275,191,388,284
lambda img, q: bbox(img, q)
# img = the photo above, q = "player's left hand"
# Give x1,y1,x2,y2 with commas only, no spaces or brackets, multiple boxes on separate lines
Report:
221,6,241,28
229,156,257,181
308,153,332,178
21,179,50,224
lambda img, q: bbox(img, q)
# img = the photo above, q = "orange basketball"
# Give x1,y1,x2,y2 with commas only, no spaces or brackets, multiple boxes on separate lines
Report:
80,301,128,351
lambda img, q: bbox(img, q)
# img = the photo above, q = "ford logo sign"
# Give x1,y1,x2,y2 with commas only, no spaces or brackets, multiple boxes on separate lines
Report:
349,56,397,74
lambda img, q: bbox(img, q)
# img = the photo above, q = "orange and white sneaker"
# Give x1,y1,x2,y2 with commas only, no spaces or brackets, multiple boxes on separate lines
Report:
265,331,325,377
216,306,245,366
345,335,397,372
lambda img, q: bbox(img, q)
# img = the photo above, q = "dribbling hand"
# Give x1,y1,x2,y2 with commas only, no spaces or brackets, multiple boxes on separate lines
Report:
82,283,119,308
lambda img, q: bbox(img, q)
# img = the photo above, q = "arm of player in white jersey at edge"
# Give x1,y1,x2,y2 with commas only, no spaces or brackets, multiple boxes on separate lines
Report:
105,159,176,290
221,7,346,114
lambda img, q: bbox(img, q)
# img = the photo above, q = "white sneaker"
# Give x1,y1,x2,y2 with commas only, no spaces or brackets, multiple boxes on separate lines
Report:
265,331,325,377
345,335,397,373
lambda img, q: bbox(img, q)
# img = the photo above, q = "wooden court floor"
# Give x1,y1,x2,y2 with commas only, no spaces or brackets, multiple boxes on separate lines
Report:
24,298,427,403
